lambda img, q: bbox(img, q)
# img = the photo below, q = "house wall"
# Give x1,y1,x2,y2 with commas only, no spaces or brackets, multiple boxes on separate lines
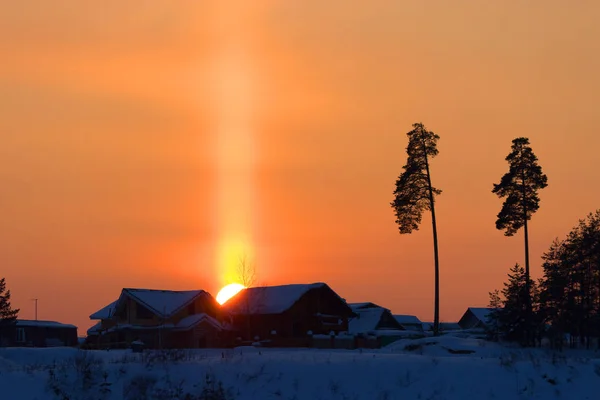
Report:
170,321,222,348
3,326,77,347
376,311,405,331
458,311,479,330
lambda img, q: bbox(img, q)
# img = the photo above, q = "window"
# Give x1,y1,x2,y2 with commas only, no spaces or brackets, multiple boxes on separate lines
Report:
16,328,26,343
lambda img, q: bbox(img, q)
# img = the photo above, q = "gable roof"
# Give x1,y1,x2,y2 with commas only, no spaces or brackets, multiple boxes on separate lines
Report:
467,307,495,323
174,313,222,331
119,288,207,319
393,315,422,325
223,283,334,314
89,301,118,320
349,302,387,311
459,307,497,329
87,321,102,335
349,308,404,334
349,308,386,333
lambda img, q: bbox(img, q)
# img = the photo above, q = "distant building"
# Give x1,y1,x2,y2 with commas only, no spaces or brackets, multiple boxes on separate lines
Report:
349,307,405,335
393,315,424,332
0,320,78,347
458,307,497,330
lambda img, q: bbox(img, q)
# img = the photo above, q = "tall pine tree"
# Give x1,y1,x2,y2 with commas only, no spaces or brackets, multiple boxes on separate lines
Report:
0,278,19,326
391,122,442,335
492,137,547,344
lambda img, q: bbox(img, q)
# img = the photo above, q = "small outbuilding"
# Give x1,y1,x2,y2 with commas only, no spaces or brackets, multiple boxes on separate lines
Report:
393,315,424,332
458,307,497,330
1,320,78,347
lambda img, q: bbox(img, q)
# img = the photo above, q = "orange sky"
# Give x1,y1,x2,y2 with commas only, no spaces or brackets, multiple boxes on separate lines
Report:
1,1,599,334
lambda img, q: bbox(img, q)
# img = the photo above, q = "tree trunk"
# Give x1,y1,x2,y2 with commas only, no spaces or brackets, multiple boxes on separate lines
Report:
523,216,531,345
422,139,440,337
521,168,532,346
430,198,440,337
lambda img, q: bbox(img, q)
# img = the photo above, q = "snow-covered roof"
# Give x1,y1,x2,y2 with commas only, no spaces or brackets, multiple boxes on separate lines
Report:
86,322,102,335
349,308,385,333
348,302,387,311
16,320,76,329
223,283,327,314
468,308,496,324
120,288,207,318
175,313,222,331
394,315,422,325
89,301,117,320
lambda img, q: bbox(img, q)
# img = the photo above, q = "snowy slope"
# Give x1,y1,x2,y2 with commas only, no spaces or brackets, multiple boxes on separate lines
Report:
1,337,600,400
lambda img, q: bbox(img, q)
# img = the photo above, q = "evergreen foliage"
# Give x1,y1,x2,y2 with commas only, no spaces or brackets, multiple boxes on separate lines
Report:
538,210,600,348
492,137,548,236
0,277,19,325
490,210,600,349
488,264,539,345
391,122,442,335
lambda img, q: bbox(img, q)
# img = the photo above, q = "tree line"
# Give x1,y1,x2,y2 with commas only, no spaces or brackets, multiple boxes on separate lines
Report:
489,211,600,348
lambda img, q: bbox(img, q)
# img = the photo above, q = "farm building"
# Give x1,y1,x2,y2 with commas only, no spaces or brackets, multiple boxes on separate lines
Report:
221,283,355,346
0,320,78,347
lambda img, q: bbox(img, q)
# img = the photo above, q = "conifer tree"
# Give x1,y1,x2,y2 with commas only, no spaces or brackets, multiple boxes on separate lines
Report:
488,264,537,344
391,122,442,335
0,278,19,325
492,137,547,343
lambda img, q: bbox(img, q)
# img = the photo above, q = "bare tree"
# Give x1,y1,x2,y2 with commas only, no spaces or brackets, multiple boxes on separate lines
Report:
237,254,257,289
235,255,267,341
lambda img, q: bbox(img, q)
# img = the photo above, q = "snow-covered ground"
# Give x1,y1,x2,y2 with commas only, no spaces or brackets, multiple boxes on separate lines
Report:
1,335,599,400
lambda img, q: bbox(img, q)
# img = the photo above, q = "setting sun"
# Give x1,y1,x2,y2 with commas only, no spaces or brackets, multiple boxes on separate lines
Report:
216,283,246,305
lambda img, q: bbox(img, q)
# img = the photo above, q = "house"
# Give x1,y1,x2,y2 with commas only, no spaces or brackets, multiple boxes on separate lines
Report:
1,320,78,347
393,315,424,332
349,307,405,335
348,307,407,347
86,288,224,349
458,307,497,331
221,283,355,346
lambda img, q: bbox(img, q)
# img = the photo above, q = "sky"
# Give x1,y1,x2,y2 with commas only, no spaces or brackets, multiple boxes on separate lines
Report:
1,1,600,334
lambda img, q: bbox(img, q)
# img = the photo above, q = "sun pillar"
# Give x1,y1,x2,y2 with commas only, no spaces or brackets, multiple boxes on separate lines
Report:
211,3,258,286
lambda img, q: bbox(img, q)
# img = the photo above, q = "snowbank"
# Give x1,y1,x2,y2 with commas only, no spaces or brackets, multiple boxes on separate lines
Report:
1,338,600,399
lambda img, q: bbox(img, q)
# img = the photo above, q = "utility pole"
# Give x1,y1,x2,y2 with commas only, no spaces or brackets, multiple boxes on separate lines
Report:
32,298,38,321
